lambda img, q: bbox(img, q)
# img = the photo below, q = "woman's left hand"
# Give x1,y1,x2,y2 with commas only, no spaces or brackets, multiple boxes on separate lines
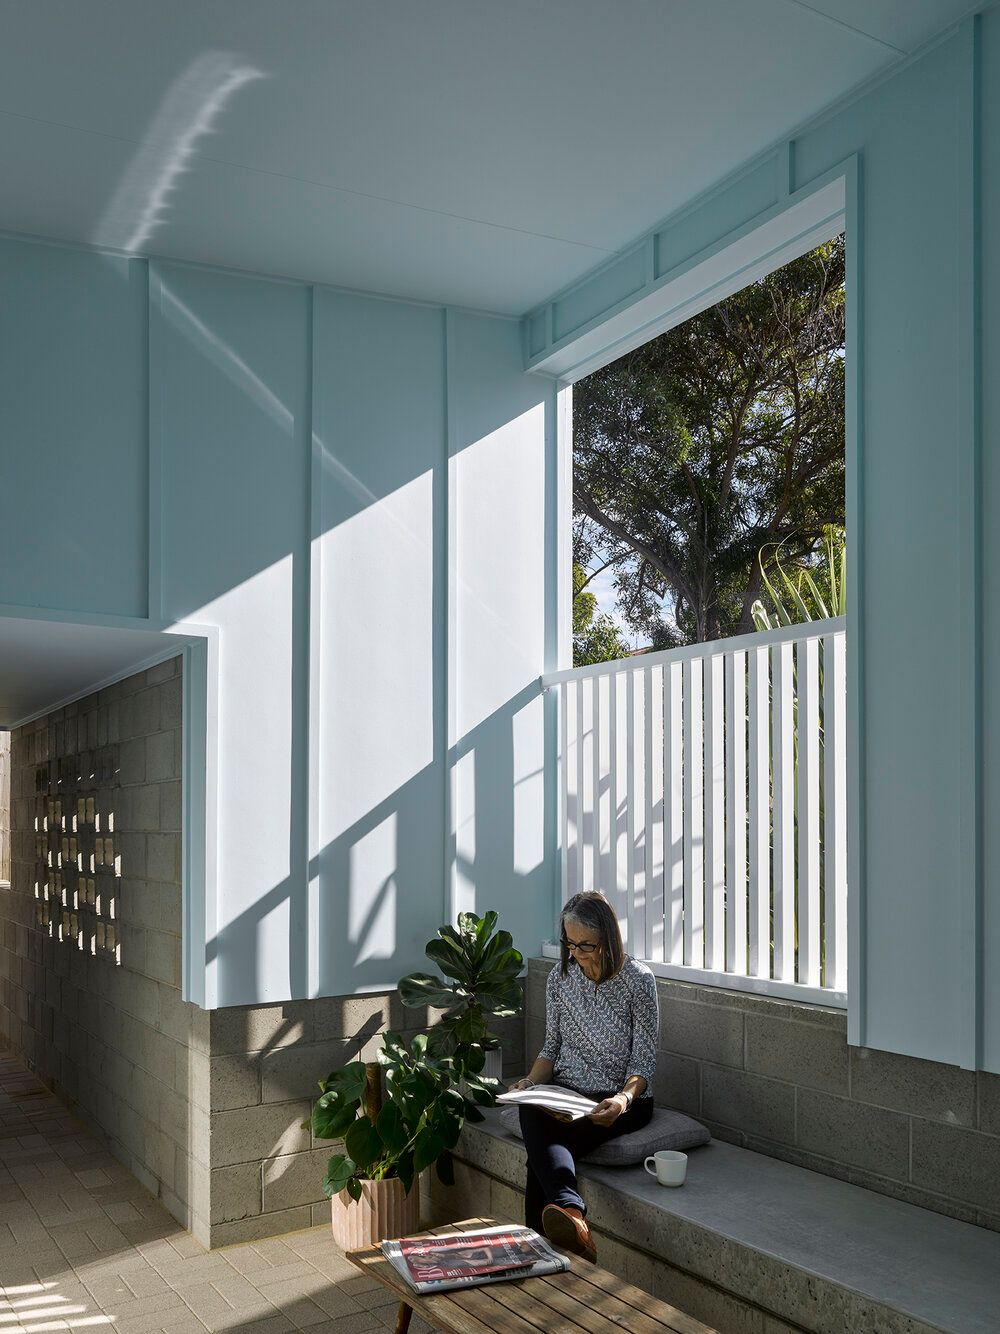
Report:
587,1094,629,1126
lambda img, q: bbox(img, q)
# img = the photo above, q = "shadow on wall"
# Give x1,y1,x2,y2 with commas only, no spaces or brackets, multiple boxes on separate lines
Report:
208,679,556,1004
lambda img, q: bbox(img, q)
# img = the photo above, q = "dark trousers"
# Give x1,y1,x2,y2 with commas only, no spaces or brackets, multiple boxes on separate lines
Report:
519,1095,653,1230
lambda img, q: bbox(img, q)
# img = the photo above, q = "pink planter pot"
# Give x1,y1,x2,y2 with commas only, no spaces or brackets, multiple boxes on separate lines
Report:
330,1175,420,1251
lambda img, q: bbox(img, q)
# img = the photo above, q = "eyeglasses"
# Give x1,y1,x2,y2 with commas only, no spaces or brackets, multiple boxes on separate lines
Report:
561,936,599,955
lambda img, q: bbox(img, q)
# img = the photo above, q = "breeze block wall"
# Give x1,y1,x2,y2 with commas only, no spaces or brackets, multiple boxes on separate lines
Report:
526,958,1000,1232
0,658,212,1237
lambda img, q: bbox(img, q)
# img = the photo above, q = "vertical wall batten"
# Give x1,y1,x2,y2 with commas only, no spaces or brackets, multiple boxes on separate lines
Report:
772,640,795,981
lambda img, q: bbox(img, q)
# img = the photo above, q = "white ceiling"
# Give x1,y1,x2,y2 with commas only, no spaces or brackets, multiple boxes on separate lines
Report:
0,618,187,727
0,0,976,314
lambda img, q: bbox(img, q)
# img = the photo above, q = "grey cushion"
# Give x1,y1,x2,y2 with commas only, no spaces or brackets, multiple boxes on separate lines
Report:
499,1104,711,1165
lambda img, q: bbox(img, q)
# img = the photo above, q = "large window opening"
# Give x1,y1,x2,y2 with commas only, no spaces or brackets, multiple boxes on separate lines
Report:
572,236,845,665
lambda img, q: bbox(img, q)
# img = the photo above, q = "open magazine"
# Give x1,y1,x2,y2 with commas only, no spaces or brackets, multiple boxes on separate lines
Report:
496,1084,599,1121
381,1224,570,1294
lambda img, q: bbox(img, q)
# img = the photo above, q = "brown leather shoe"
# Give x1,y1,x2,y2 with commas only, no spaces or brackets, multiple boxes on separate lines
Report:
541,1203,597,1263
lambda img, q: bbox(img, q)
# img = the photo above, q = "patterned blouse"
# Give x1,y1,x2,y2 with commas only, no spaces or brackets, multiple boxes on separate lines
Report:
539,956,659,1095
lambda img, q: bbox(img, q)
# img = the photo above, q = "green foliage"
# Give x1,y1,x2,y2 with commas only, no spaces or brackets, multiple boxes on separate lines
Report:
312,1033,487,1201
314,911,524,1205
399,910,524,1063
574,238,845,646
572,563,631,667
751,525,846,630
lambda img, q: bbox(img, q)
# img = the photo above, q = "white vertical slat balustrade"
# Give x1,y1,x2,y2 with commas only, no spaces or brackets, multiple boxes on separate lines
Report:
664,660,684,965
725,650,747,975
645,666,665,961
683,657,704,967
824,633,848,991
747,645,770,979
546,618,847,1006
704,654,726,971
772,640,796,981
798,637,821,986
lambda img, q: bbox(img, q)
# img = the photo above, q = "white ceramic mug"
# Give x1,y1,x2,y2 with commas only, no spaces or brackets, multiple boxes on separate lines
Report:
644,1149,687,1187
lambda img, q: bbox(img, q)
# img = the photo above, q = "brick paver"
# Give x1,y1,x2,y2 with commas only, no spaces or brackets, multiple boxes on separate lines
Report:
0,1050,431,1333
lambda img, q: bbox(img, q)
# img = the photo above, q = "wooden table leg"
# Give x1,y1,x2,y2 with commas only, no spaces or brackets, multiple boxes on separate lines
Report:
394,1299,413,1334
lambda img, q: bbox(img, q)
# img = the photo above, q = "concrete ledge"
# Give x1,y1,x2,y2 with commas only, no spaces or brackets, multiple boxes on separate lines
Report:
430,1108,1000,1334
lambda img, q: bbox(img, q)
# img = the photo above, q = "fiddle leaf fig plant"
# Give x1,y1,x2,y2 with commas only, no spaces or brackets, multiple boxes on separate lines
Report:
399,910,524,1074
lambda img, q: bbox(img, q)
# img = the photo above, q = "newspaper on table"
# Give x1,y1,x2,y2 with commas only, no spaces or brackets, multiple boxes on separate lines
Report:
495,1084,600,1121
381,1224,570,1294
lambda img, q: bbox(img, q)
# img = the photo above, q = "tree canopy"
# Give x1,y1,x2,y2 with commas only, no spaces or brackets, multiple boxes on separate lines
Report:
572,563,630,666
573,237,845,647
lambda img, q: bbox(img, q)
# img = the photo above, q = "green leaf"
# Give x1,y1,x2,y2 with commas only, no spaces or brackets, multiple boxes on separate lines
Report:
345,1115,384,1171
312,1088,361,1141
426,938,471,983
412,1128,445,1174
323,1154,356,1198
395,1150,415,1195
345,1177,363,1202
435,1149,455,1187
376,1100,407,1155
398,972,460,1009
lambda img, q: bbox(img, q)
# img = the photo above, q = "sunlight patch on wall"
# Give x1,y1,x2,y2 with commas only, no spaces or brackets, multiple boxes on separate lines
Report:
450,748,476,918
93,52,264,253
350,813,397,964
512,696,545,877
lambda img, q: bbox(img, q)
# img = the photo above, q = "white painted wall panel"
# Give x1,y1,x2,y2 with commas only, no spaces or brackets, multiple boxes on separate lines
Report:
0,237,148,617
154,263,310,1006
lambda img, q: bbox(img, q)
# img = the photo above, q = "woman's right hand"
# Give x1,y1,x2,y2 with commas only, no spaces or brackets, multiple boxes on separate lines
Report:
507,1077,534,1091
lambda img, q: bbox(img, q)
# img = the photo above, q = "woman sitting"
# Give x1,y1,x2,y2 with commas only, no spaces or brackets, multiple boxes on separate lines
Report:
508,890,659,1263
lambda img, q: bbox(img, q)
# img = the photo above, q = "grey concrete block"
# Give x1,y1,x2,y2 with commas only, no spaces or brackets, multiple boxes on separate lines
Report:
661,997,744,1068
146,657,181,686
145,929,180,987
261,1039,355,1104
146,731,179,783
208,1205,313,1248
701,1065,795,1141
126,784,161,833
653,1051,701,1116
911,1118,1000,1210
131,688,162,738
796,1088,909,1180
160,780,182,833
745,1012,848,1096
261,1147,331,1212
978,1071,1000,1135
118,738,146,786
211,1101,311,1168
695,983,846,1031
211,1000,314,1055
851,1045,976,1126
159,676,183,728
314,992,391,1044
146,832,180,884
211,1162,262,1224
211,1053,261,1111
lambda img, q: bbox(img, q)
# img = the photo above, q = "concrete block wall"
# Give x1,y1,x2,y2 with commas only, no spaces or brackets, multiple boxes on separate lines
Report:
0,658,210,1237
526,958,1000,1232
201,991,524,1246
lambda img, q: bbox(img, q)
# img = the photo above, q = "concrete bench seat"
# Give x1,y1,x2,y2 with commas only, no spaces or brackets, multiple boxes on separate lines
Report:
429,1108,1000,1334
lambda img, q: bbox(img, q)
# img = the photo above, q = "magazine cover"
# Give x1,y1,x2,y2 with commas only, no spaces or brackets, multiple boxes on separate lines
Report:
382,1225,571,1293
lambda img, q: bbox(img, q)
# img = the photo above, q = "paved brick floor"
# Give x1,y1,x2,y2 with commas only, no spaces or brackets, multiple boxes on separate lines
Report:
0,1050,432,1333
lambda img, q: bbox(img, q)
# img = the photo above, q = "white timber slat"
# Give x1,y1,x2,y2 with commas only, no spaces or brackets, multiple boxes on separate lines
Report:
824,633,848,991
747,645,770,978
664,659,684,965
592,672,605,895
645,666,665,962
772,640,796,981
704,653,726,971
579,676,594,894
629,668,647,952
595,673,611,898
610,670,628,943
562,681,577,901
798,637,821,986
725,650,748,975
683,657,704,967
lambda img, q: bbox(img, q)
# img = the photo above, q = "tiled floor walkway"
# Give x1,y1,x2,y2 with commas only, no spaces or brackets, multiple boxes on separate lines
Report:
0,1051,432,1333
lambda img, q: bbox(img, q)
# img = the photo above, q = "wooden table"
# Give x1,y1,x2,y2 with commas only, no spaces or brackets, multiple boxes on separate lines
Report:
346,1217,717,1334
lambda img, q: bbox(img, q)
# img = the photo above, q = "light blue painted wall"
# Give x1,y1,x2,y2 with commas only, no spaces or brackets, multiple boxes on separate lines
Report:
523,19,996,1072
0,239,148,617
0,234,558,1007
